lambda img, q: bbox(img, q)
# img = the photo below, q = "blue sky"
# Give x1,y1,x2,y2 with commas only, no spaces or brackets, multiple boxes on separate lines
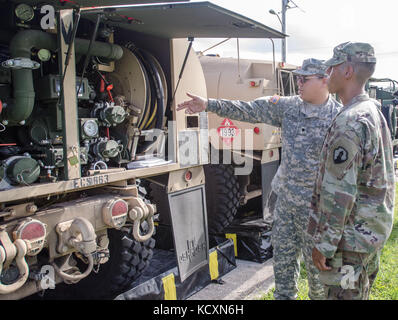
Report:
191,0,398,84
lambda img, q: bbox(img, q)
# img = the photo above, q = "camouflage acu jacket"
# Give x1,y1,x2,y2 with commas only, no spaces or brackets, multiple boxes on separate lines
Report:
307,94,395,258
207,95,341,201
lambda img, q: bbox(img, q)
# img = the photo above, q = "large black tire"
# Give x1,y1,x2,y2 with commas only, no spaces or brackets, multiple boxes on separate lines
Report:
70,226,155,299
204,164,241,234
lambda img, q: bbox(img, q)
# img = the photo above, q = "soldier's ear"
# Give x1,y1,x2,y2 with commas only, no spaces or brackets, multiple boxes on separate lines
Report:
343,63,354,80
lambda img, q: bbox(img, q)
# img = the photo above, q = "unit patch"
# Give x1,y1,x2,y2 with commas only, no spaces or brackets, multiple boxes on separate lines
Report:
333,146,348,164
326,137,359,180
270,95,280,105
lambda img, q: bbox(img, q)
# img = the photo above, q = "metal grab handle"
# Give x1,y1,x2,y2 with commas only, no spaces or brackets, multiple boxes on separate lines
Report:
0,239,29,294
52,254,94,283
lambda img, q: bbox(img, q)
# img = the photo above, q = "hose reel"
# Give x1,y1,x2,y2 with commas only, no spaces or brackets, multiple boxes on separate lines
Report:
106,44,167,158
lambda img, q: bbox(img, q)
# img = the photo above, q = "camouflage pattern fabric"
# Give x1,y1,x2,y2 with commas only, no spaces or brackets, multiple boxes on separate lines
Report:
307,94,395,299
272,193,325,300
319,249,380,300
292,58,327,76
324,42,377,66
207,94,341,300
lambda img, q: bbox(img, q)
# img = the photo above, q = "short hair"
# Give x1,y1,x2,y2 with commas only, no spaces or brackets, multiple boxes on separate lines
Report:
348,61,376,85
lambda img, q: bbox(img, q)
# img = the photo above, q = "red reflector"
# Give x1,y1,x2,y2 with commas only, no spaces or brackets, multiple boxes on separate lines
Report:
250,81,256,87
254,127,260,134
20,222,46,240
269,150,274,158
185,170,192,181
112,200,128,216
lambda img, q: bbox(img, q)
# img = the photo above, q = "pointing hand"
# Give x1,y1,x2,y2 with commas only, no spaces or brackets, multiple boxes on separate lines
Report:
176,93,207,114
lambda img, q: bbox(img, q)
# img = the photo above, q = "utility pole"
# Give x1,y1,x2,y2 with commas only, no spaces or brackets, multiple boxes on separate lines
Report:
270,0,304,63
281,0,288,63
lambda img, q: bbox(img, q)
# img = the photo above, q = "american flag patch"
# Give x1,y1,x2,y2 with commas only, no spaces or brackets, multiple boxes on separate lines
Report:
270,95,280,105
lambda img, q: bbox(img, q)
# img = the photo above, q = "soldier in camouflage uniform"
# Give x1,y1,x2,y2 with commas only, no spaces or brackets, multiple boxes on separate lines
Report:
177,58,341,300
308,42,395,300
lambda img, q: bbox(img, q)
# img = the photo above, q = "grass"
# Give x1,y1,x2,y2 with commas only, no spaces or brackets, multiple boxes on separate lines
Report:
261,184,398,300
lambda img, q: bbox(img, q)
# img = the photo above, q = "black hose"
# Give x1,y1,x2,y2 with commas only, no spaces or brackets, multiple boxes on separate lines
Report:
129,48,155,130
57,8,81,110
77,13,102,95
124,43,151,131
138,49,165,130
139,52,157,130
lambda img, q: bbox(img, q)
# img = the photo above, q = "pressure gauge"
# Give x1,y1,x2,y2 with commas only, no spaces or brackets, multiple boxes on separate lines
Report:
38,49,51,62
83,120,99,138
15,4,34,22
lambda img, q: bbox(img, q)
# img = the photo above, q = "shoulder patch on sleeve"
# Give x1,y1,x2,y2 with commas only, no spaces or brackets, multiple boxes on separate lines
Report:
326,137,360,180
269,95,280,105
333,146,348,164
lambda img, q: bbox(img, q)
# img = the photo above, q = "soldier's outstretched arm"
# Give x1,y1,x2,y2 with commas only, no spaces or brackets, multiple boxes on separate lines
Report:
313,129,361,259
177,92,295,127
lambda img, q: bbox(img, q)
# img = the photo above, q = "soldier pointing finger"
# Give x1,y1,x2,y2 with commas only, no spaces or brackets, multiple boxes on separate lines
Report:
178,58,341,300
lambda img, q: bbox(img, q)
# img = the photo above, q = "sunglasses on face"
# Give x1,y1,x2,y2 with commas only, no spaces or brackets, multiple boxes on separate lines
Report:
296,75,324,84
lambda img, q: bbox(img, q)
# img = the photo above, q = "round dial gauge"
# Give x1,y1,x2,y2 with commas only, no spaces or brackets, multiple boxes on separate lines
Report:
38,49,51,62
83,120,99,137
15,4,34,22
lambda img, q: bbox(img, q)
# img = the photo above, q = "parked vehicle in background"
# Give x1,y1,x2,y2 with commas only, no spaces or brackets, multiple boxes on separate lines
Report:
199,54,297,228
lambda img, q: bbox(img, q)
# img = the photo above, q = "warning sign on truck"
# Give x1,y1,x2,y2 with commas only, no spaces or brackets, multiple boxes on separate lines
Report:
217,118,240,145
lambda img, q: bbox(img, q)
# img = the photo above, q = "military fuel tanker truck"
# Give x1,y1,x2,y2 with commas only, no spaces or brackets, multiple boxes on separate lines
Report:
0,0,285,299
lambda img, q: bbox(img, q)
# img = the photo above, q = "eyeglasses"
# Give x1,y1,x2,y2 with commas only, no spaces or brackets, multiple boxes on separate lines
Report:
296,76,324,84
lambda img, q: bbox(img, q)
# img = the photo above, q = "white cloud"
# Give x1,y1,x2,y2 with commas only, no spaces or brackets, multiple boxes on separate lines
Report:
192,0,398,81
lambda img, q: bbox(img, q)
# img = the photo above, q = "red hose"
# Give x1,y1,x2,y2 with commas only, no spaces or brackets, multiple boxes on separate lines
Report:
106,84,114,102
100,78,105,93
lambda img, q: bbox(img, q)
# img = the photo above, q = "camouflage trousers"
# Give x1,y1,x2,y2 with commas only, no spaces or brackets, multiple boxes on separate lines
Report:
271,194,325,300
320,249,381,300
